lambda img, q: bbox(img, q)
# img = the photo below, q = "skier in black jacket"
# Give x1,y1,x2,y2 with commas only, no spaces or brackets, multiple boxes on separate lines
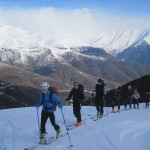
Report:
66,82,85,126
92,79,105,118
111,85,121,113
125,85,133,109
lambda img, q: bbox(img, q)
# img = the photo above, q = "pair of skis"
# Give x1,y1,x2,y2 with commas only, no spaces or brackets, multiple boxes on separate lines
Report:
24,133,67,150
67,121,85,130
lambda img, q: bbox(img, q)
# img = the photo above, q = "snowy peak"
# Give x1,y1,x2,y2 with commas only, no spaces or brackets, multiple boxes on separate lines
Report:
90,29,150,55
0,25,30,40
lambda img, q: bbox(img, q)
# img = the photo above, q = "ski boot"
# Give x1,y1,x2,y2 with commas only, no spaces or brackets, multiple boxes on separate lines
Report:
117,109,120,113
111,109,115,113
75,122,81,127
56,128,61,139
39,133,46,144
99,113,103,118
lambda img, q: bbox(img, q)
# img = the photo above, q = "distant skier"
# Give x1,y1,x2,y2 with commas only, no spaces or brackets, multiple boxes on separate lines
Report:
132,89,140,109
125,85,133,109
35,82,63,144
145,92,150,109
92,79,105,118
66,82,85,126
111,85,121,113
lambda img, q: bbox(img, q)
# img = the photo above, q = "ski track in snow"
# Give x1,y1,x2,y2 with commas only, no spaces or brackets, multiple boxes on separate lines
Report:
0,105,150,150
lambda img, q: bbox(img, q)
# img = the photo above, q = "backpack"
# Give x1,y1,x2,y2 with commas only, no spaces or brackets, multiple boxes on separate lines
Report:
78,84,84,93
42,87,58,110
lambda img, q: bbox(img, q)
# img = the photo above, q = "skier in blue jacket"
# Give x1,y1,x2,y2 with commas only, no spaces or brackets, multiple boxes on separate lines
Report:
35,81,63,144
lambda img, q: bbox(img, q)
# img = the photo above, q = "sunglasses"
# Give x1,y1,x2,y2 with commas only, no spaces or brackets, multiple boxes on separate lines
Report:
41,88,48,92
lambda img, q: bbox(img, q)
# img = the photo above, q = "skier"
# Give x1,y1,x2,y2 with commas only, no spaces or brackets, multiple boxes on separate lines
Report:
92,79,105,118
145,92,150,108
132,89,140,109
35,81,63,144
66,82,85,126
111,85,121,113
125,85,133,109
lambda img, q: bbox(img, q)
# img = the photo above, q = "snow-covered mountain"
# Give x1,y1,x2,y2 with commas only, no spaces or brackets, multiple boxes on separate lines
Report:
0,25,150,87
0,106,150,150
90,29,150,55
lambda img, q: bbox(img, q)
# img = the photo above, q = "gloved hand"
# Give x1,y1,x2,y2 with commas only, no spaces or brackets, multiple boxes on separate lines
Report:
91,93,94,97
66,98,69,101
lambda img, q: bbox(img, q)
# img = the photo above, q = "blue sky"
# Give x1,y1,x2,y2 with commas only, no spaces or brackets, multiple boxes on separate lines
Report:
0,0,150,40
1,0,150,16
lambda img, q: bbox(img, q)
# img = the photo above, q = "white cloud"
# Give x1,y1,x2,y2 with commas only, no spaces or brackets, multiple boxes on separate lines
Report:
0,7,150,42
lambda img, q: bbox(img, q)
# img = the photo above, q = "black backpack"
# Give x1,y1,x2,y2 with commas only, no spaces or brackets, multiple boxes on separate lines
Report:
78,84,84,93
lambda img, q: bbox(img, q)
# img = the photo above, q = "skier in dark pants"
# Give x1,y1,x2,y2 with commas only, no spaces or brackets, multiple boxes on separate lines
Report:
125,85,133,109
145,92,150,108
66,82,85,126
111,85,121,113
92,79,105,118
132,89,140,109
127,85,133,109
35,82,63,144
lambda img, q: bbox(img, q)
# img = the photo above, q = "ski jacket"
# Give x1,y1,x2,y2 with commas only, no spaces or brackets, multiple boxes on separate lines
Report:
132,93,140,100
92,83,105,98
95,83,105,98
35,90,63,113
111,89,121,101
67,88,85,104
126,90,132,99
145,92,150,101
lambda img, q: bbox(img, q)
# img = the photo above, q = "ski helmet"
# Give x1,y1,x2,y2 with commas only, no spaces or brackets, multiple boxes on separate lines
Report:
40,82,49,90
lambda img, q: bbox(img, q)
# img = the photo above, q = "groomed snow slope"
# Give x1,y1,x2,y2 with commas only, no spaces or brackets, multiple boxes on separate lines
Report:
0,105,150,150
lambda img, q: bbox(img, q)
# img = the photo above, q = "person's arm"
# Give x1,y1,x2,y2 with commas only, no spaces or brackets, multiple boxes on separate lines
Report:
80,91,85,102
138,93,140,99
91,86,96,97
35,94,43,108
52,93,63,109
66,89,73,101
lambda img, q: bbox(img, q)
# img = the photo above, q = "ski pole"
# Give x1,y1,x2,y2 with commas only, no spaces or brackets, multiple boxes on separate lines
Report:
88,97,92,116
36,108,40,133
65,101,68,114
60,109,73,147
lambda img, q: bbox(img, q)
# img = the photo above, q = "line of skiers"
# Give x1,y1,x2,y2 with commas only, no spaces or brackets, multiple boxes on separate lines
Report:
109,85,150,112
35,81,85,144
34,80,150,144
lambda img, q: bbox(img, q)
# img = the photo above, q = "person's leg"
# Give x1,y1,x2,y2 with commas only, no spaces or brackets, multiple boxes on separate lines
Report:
49,112,60,131
41,110,48,134
73,104,81,122
100,98,104,115
40,110,48,144
49,112,61,138
112,100,115,112
95,97,100,116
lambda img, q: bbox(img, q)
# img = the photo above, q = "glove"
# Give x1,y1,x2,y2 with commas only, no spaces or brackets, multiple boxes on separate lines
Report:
91,93,94,97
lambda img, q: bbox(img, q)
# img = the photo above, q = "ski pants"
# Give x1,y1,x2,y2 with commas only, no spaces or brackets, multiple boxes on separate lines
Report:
95,97,104,115
128,98,132,109
133,98,139,108
145,99,149,108
112,98,120,109
73,103,81,122
124,98,132,109
40,110,60,134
